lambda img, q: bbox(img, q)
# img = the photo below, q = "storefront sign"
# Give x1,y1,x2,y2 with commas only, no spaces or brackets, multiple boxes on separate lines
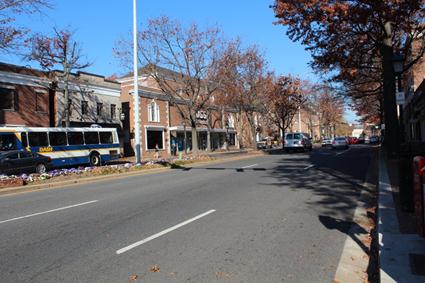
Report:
196,111,208,120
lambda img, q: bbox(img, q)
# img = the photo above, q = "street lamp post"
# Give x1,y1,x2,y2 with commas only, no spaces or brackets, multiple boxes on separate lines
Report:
133,0,141,164
393,53,405,144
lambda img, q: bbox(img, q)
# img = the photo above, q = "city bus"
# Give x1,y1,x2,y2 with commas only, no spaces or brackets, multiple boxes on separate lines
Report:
0,126,121,167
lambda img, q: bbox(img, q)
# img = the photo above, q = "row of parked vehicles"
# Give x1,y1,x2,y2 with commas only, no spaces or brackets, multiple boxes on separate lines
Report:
321,135,381,149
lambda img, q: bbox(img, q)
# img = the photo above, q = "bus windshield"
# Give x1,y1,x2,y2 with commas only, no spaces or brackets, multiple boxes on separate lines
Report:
0,134,17,151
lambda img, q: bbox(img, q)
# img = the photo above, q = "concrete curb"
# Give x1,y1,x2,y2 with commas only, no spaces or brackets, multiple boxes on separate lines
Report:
0,153,263,197
378,151,425,283
333,151,377,283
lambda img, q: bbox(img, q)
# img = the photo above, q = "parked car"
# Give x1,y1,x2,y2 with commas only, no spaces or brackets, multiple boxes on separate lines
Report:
369,136,380,144
332,137,349,149
0,150,52,175
350,137,359,144
284,133,313,152
257,140,267,149
321,138,333,147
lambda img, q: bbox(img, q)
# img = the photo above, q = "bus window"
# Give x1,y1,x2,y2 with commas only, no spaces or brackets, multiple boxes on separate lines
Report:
99,132,113,144
28,132,48,147
49,132,67,146
0,134,17,150
84,132,99,144
21,132,28,148
67,132,84,145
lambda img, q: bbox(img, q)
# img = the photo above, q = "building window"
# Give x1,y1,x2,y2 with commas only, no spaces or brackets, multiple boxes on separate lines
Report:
81,101,88,115
146,129,163,150
110,104,116,120
227,114,235,128
0,87,16,110
35,91,47,112
96,103,103,116
147,101,160,122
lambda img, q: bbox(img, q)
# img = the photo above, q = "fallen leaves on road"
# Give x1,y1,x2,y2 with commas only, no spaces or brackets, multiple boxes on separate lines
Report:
215,271,231,279
128,274,138,281
150,265,160,273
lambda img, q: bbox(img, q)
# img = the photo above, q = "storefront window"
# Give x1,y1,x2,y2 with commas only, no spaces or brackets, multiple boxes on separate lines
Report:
146,130,163,150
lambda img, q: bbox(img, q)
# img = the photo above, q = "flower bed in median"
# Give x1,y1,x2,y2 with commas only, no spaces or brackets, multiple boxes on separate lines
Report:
0,155,215,189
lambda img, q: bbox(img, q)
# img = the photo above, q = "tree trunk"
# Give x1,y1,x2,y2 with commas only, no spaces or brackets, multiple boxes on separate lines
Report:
206,114,211,151
381,21,399,156
206,129,211,151
63,72,70,127
183,123,187,154
251,123,257,149
236,111,243,149
191,120,199,156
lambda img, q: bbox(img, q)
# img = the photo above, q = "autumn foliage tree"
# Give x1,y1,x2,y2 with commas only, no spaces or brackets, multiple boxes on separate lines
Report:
317,86,344,138
264,75,305,146
27,28,91,127
272,0,425,153
216,41,270,149
115,16,225,155
0,0,50,53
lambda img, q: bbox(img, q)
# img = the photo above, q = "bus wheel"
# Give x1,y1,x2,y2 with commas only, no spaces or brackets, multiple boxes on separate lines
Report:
36,163,47,174
90,153,101,167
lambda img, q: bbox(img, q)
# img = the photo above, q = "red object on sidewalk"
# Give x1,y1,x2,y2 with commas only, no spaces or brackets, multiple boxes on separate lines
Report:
413,156,425,237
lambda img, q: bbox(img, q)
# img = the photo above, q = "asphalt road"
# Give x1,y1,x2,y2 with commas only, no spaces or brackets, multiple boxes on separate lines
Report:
0,145,377,282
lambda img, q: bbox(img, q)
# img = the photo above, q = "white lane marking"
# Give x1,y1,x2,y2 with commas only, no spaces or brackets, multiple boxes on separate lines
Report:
0,200,98,224
116,209,216,255
336,148,351,156
241,164,258,169
303,165,314,170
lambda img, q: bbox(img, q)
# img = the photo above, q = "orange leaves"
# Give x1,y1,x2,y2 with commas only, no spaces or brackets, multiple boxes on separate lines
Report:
149,265,160,273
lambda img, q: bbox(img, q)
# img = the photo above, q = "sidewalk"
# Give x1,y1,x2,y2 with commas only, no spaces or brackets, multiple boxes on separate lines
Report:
378,151,425,282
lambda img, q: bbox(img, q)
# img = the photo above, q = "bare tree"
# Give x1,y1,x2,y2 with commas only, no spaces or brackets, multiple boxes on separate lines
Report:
0,0,51,53
264,75,307,147
216,41,270,149
27,28,91,127
115,16,225,156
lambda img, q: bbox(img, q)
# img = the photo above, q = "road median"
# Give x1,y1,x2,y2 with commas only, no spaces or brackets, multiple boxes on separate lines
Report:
0,152,263,197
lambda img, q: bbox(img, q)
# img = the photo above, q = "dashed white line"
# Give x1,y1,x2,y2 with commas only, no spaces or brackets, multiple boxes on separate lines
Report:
303,165,314,170
336,148,351,156
116,209,216,255
0,200,98,224
241,164,258,169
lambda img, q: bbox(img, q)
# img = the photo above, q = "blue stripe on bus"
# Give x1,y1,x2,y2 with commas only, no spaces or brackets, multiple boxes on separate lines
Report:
50,154,117,167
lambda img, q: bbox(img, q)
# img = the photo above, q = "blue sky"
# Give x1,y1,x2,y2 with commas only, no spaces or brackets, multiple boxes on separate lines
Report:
4,0,357,122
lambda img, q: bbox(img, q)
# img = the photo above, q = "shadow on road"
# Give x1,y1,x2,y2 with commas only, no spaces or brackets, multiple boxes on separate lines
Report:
318,215,369,255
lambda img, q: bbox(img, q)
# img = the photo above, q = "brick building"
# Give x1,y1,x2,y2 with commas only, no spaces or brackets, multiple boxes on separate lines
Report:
0,63,52,127
0,62,123,141
119,68,238,157
402,37,425,142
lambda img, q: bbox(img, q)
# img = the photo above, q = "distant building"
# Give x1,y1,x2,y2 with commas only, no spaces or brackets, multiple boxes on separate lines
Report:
352,128,365,138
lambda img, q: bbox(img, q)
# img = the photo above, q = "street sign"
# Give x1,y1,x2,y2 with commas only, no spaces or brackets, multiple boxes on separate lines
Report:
396,91,405,105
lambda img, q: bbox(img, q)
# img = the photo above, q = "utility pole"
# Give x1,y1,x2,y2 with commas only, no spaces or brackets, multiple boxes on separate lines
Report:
133,0,141,164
